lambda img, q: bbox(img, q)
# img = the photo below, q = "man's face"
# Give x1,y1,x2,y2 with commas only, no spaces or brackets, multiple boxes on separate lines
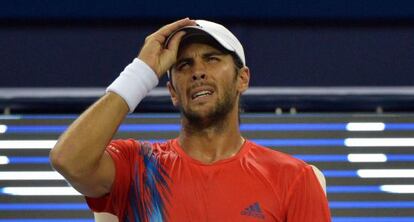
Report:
168,43,248,125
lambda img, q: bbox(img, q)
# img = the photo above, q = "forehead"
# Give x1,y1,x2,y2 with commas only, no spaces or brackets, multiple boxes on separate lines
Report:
177,43,224,59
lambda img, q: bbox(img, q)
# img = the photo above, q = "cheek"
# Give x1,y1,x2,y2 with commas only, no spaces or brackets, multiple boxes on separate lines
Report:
172,79,188,102
218,67,238,87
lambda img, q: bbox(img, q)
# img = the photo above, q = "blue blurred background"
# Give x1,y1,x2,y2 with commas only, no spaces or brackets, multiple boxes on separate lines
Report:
1,1,414,222
1,0,414,87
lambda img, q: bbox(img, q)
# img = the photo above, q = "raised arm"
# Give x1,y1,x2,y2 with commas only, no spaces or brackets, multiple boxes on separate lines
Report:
49,18,196,197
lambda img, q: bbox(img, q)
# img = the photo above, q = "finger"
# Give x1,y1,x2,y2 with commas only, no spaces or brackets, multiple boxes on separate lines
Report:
156,18,196,37
166,30,186,51
157,31,187,74
159,31,187,71
147,18,195,46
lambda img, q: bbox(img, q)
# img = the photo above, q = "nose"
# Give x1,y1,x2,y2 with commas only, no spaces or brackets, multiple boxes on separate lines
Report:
192,72,206,81
191,61,207,81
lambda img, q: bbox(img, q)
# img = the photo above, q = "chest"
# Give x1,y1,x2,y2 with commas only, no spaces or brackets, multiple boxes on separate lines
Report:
163,162,284,222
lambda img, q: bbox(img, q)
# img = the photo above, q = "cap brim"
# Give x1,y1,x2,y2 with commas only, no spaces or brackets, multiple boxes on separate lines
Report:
165,24,237,80
164,26,234,53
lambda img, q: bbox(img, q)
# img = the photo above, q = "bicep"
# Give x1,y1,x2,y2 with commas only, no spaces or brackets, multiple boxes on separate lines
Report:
71,151,115,198
94,212,119,222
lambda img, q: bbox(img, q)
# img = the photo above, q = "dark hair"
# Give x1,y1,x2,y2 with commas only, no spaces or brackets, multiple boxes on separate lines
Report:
230,51,244,70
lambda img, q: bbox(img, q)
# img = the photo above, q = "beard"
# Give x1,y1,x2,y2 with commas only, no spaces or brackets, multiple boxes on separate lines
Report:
180,86,237,130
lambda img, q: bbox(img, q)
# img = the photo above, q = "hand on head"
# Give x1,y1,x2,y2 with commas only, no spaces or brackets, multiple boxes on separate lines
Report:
138,18,197,78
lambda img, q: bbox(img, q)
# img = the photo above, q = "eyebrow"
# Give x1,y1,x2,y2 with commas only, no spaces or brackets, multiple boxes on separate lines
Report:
175,51,226,66
202,51,226,58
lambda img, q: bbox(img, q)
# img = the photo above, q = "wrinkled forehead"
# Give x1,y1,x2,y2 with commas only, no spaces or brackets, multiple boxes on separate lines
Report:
177,32,230,59
176,43,226,62
168,30,232,79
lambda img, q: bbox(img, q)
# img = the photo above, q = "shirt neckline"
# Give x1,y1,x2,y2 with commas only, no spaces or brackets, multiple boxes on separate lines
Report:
171,138,251,166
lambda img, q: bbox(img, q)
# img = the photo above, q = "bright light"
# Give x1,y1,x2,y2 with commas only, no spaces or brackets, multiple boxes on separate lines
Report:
357,169,414,178
0,116,20,120
0,156,10,165
1,187,81,196
345,138,414,147
0,171,65,180
0,125,7,133
381,185,414,194
346,122,385,131
348,154,387,162
0,140,57,149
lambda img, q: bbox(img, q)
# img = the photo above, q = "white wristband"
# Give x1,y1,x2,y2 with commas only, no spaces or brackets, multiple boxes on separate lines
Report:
106,58,159,113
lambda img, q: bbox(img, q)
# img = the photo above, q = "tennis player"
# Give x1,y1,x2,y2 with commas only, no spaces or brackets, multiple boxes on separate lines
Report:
50,18,331,221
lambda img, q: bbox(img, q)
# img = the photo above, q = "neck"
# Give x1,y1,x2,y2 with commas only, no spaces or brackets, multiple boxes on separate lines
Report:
179,106,244,164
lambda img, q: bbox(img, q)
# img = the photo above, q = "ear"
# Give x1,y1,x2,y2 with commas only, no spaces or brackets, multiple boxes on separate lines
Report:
237,66,250,94
167,81,179,107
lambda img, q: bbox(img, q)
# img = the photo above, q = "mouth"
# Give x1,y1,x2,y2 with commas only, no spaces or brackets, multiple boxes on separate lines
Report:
190,87,215,101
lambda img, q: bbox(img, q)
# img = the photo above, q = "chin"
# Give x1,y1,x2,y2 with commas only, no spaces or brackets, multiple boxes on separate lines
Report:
179,91,237,126
182,104,233,128
184,107,215,120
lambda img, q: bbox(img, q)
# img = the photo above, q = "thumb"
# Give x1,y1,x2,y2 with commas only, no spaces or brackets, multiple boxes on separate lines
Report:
158,31,187,74
166,31,186,55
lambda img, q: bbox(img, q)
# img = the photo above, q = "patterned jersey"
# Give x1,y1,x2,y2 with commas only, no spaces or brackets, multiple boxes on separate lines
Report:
86,138,331,222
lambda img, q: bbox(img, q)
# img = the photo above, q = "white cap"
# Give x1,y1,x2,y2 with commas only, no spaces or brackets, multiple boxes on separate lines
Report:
165,20,245,78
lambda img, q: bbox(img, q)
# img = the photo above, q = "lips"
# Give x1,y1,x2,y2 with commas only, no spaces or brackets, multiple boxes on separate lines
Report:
192,90,213,99
190,86,215,101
